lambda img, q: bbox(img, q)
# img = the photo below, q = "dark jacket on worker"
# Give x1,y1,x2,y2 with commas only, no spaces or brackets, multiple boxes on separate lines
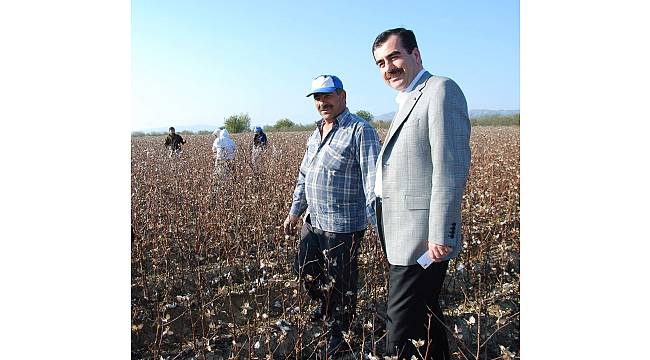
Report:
165,133,186,151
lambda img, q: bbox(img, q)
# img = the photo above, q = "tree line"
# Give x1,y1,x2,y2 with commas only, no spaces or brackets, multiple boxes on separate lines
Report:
132,111,518,137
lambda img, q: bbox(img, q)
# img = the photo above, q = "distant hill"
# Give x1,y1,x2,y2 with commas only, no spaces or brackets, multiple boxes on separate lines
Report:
135,124,219,134
469,109,519,119
373,109,519,121
374,111,396,121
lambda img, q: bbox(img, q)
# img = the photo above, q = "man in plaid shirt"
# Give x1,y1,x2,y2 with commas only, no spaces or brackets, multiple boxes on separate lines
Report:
283,74,380,356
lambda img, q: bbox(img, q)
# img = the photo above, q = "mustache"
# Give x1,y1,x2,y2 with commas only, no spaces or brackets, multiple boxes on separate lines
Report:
385,68,404,80
319,104,333,111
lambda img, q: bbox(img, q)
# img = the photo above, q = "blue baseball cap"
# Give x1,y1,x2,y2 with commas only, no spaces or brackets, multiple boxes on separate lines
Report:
254,126,262,132
306,75,344,97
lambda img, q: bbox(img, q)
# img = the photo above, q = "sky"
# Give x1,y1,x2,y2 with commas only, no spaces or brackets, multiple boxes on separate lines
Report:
132,0,519,131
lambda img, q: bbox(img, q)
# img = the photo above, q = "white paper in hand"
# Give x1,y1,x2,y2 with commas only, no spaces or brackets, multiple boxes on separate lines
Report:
417,251,434,269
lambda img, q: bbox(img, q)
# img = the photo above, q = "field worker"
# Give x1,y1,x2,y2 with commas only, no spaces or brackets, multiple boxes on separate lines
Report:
164,126,186,158
372,28,471,359
211,128,236,179
283,74,380,356
252,126,268,148
251,126,268,169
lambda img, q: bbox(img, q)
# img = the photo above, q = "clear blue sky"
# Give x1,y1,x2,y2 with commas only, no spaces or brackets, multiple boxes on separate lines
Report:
132,0,519,131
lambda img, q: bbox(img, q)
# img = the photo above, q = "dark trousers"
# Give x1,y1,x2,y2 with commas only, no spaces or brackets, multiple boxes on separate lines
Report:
293,216,364,333
386,261,451,360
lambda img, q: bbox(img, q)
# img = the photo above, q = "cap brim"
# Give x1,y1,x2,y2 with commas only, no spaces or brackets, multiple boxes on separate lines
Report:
306,86,338,97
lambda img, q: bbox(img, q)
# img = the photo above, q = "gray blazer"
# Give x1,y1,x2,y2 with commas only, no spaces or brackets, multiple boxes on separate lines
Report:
377,72,471,266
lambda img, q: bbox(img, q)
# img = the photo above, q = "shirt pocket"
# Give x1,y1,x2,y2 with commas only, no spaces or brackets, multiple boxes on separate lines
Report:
322,143,351,171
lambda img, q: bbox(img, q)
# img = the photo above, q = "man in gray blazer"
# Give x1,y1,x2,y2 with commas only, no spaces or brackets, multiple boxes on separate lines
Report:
372,28,471,359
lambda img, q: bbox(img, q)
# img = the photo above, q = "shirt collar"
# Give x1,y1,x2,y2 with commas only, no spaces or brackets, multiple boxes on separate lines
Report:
317,107,351,128
395,68,427,106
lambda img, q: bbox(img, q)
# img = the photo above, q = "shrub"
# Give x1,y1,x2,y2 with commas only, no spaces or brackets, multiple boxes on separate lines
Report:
224,113,252,133
274,118,295,129
355,110,374,122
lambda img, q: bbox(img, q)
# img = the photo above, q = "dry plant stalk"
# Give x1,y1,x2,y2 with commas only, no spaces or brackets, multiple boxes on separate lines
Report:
131,127,520,359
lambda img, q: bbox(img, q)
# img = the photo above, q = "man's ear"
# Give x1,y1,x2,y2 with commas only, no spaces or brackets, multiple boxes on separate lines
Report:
413,47,422,66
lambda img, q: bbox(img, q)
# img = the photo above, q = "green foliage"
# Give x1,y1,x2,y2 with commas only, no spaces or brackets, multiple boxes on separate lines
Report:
471,113,520,126
131,131,146,137
264,122,316,133
274,118,295,129
260,118,316,132
355,110,374,122
224,113,252,133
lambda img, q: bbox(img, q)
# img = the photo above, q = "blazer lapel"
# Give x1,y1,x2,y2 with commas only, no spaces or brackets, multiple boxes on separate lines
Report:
380,72,432,155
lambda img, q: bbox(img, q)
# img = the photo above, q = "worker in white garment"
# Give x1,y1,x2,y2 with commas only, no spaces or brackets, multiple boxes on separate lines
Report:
211,128,236,179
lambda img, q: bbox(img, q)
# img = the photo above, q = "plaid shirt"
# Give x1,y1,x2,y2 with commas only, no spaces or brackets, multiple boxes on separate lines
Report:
289,108,380,233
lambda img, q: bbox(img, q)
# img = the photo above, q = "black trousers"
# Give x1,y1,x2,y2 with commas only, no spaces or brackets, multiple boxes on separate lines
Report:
293,216,364,333
385,261,451,360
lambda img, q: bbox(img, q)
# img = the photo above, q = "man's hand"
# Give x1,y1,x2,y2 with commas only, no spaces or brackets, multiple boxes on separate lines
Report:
427,242,453,262
283,214,300,236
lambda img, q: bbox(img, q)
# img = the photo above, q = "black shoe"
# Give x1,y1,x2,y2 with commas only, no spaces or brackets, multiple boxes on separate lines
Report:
310,304,325,322
326,333,349,357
